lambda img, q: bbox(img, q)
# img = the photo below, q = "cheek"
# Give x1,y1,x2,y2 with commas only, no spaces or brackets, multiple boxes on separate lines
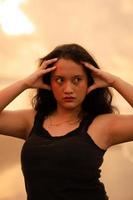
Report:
51,82,62,97
50,80,57,90
76,84,88,98
78,82,88,92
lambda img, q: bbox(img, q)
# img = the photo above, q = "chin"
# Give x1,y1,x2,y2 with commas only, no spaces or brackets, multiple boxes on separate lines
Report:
62,102,80,110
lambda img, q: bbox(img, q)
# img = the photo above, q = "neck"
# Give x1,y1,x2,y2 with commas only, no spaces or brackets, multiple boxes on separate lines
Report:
52,106,82,120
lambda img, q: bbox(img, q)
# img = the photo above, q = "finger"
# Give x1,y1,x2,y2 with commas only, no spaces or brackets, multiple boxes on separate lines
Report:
42,66,56,74
36,66,56,78
81,61,99,72
41,58,58,69
45,58,58,65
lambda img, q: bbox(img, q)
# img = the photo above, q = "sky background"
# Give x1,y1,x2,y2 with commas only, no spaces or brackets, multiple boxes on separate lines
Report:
0,0,133,199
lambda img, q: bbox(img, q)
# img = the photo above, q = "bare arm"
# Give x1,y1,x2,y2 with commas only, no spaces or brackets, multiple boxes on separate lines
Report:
0,58,57,139
82,62,133,146
0,109,35,140
112,77,133,107
0,58,57,112
106,77,133,145
82,61,133,107
0,80,28,111
0,80,31,140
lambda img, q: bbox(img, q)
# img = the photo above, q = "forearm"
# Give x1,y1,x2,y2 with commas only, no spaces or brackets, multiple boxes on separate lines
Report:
0,79,28,111
112,77,133,107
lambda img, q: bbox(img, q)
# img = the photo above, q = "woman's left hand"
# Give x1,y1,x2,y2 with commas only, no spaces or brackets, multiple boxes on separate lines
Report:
82,62,117,93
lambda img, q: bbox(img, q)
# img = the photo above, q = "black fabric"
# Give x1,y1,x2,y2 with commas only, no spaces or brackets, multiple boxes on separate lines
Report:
21,112,109,200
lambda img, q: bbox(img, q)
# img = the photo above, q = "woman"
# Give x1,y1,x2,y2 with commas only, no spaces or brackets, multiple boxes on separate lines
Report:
0,44,133,200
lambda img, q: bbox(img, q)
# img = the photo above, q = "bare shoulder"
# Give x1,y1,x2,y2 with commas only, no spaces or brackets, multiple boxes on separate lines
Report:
0,109,36,140
21,109,37,138
23,109,36,124
88,113,133,149
21,109,36,132
87,113,117,150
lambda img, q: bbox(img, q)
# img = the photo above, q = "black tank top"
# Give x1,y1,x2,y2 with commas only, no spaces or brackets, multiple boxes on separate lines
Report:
21,112,109,200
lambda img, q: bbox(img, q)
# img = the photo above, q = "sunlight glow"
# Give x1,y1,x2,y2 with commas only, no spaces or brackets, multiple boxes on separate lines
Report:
0,0,34,35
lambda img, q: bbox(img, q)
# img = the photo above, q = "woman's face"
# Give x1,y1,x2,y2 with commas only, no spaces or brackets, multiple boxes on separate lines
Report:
50,58,89,111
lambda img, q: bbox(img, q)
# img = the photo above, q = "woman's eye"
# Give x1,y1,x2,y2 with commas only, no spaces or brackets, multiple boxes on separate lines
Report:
73,77,81,84
56,78,63,84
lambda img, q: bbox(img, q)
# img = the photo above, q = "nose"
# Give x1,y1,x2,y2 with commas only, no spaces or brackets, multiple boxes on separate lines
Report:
63,82,74,94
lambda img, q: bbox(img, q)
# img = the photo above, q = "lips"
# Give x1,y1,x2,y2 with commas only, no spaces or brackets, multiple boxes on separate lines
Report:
63,96,76,102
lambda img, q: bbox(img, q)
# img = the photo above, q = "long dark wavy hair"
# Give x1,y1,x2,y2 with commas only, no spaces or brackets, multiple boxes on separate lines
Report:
32,43,117,119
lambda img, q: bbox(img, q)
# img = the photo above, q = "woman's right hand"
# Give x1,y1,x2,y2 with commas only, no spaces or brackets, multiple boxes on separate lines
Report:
23,58,57,90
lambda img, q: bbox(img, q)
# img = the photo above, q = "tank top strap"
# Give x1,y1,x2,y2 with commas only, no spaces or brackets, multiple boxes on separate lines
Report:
79,114,94,135
30,111,94,137
32,111,45,131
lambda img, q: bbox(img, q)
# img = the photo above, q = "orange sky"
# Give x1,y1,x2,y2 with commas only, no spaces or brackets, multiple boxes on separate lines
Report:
0,0,133,199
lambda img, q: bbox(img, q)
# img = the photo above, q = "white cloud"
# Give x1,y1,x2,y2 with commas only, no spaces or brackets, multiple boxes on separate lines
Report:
0,0,34,35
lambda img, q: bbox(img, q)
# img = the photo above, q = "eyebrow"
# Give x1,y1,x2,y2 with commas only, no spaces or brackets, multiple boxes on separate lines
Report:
52,74,84,78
